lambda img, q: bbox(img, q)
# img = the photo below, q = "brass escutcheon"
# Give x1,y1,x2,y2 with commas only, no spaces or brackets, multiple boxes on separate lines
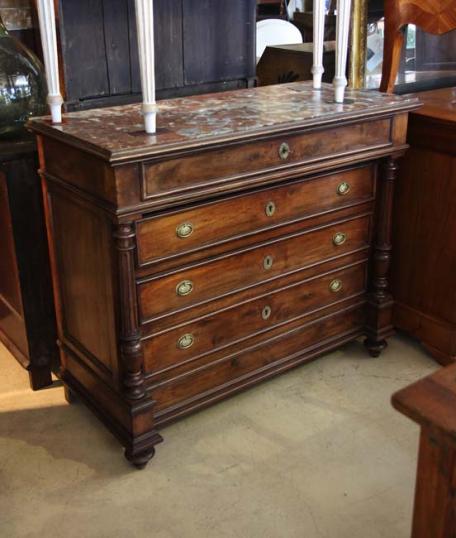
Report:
333,232,347,246
265,201,276,217
177,333,194,350
176,222,193,239
279,142,290,160
176,280,193,297
263,255,274,270
329,279,343,293
337,182,351,196
262,305,272,320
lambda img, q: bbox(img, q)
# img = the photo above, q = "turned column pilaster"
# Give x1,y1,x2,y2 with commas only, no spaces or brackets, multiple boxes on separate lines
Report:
113,222,145,400
372,157,397,303
365,156,398,357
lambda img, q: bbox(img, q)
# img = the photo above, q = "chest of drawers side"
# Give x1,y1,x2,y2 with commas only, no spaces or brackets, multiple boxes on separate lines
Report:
37,134,163,468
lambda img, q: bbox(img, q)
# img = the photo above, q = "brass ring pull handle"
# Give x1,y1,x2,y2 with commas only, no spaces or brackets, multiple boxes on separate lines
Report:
333,232,347,246
337,182,351,196
177,333,194,350
265,201,276,217
176,223,193,239
176,280,193,297
262,305,272,320
279,142,290,160
263,255,274,270
329,279,343,293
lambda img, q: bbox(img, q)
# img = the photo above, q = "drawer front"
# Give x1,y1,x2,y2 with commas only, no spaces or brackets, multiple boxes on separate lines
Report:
151,304,365,413
140,119,390,202
137,165,374,265
138,214,371,321
143,262,367,375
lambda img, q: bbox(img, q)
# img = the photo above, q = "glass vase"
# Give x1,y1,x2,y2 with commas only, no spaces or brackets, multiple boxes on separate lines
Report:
0,14,47,140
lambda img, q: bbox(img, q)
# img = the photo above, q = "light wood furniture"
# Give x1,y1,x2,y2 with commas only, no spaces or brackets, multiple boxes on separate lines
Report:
392,363,456,538
392,87,456,365
0,141,57,389
29,82,418,467
380,0,456,94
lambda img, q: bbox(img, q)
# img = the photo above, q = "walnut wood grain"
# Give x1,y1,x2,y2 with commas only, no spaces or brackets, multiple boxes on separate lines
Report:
392,363,456,537
142,262,367,376
136,165,374,266
392,88,456,365
29,82,418,467
138,214,371,322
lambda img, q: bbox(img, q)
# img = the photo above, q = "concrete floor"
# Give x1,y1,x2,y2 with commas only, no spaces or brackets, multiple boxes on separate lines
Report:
0,335,437,538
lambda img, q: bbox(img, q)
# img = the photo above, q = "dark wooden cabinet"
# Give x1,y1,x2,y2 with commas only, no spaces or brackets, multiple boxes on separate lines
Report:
30,82,418,467
392,363,456,538
393,87,456,365
0,141,58,389
56,0,256,110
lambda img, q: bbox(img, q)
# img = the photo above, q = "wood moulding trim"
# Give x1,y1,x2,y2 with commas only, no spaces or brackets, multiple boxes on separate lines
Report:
61,333,113,379
148,299,366,388
133,145,409,214
136,199,375,270
138,211,373,285
0,325,29,369
144,291,368,382
113,222,147,401
29,105,420,164
39,146,410,221
140,254,369,332
62,365,162,448
152,306,365,427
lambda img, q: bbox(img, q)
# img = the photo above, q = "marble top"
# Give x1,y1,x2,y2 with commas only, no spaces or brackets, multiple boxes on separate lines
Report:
28,82,420,162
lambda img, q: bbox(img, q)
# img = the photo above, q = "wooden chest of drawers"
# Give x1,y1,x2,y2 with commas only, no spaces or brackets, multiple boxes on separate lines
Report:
29,82,419,468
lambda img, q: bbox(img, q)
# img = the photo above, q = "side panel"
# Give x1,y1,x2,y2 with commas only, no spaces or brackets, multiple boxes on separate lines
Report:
49,187,119,383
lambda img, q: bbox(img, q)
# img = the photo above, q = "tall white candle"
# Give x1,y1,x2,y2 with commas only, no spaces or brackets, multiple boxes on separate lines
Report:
333,0,352,103
134,0,157,134
312,0,326,90
36,0,63,124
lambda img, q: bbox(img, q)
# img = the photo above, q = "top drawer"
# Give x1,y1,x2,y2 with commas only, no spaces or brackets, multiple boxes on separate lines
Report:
136,165,375,266
140,118,390,203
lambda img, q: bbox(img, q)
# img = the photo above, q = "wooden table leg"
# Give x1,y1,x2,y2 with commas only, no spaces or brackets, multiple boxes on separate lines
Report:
392,364,456,537
411,428,456,538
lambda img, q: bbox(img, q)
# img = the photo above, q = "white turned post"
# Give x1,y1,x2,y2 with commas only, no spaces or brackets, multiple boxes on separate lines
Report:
36,0,63,123
311,0,326,89
333,0,352,103
134,0,157,134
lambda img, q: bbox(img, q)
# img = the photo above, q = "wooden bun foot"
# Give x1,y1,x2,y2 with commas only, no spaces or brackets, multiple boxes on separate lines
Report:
364,338,387,358
124,447,156,469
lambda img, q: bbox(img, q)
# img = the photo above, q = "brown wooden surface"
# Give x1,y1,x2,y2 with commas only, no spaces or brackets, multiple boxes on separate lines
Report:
0,142,57,390
0,168,28,361
137,165,374,266
138,215,371,322
29,83,417,467
380,0,456,93
140,119,391,203
392,362,456,538
143,262,367,376
392,88,456,365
